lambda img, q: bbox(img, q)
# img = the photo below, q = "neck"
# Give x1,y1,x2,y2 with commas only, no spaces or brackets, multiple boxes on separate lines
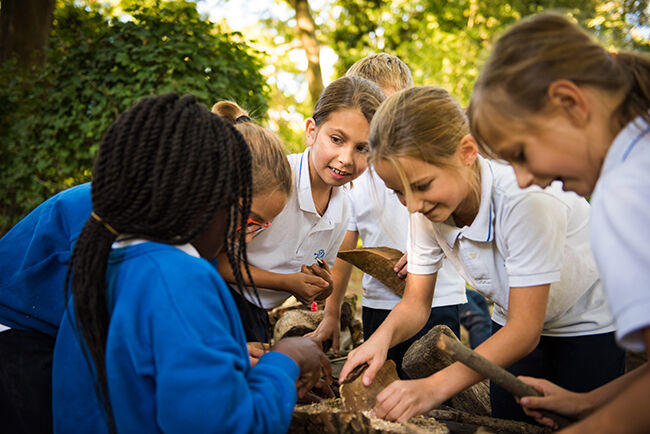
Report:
307,149,334,216
452,167,481,228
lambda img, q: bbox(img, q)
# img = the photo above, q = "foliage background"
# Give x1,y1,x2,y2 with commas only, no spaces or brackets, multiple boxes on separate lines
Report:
1,0,648,235
0,0,268,234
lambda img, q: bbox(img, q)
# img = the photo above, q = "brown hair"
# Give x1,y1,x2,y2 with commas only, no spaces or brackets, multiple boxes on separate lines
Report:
369,86,480,207
212,101,291,197
346,53,414,93
469,12,650,156
312,76,385,127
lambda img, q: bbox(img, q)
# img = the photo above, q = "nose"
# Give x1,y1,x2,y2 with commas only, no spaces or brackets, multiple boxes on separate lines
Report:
405,192,424,214
338,144,354,166
512,164,534,189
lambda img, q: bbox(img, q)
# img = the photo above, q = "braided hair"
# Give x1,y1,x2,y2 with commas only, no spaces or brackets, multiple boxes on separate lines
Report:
65,93,254,432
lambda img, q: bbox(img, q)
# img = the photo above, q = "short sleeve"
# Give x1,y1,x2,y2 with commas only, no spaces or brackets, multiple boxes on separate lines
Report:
500,191,567,287
592,172,650,352
406,212,444,275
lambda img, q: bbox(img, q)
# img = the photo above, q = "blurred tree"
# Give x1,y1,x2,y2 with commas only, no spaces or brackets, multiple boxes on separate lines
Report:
288,0,324,105
0,0,56,65
0,0,269,234
327,0,649,106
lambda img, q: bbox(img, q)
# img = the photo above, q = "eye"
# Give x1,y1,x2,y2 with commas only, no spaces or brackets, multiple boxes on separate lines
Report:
414,180,432,192
356,143,369,153
331,135,343,144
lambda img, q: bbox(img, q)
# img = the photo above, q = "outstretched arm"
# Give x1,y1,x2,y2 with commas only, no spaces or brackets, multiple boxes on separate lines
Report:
216,252,330,305
339,272,437,385
373,284,549,422
519,327,650,432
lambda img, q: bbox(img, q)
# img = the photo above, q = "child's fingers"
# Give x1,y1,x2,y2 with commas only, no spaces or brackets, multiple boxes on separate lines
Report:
393,252,408,274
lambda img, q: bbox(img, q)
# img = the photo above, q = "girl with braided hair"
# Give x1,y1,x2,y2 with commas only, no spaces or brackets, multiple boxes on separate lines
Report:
0,97,305,432
49,93,329,434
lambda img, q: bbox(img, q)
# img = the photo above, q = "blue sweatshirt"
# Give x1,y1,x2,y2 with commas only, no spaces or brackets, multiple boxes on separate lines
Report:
0,183,91,336
53,241,299,434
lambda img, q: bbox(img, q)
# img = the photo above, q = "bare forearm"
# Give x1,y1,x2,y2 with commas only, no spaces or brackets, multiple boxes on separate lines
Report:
216,253,289,290
374,274,435,348
431,322,541,400
562,364,650,433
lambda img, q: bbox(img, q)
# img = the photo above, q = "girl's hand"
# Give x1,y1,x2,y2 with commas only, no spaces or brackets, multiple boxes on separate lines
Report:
305,260,334,301
394,252,408,279
271,336,332,398
288,267,331,305
247,342,270,367
306,310,341,353
338,333,390,385
516,376,588,429
373,377,441,422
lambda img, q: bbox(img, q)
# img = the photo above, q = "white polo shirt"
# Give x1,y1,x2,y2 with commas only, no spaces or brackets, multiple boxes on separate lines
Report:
407,156,615,337
591,114,650,351
242,148,351,309
347,169,466,310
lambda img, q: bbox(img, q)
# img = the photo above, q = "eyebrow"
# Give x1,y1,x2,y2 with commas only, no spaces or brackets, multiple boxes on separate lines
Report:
329,127,368,146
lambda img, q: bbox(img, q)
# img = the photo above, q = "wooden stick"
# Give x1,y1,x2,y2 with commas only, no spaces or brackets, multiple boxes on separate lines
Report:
437,333,575,429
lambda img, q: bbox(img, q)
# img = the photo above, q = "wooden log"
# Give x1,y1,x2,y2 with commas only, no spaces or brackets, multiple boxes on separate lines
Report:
437,333,575,429
337,247,406,296
427,408,550,434
340,360,400,412
290,399,548,434
402,325,491,416
290,399,449,433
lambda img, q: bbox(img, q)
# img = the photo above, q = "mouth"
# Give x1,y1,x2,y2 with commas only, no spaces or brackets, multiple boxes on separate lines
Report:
329,166,351,180
424,204,438,217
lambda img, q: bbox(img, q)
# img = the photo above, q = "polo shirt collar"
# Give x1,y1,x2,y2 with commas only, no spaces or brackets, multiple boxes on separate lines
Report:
296,147,344,224
600,114,650,176
439,155,495,247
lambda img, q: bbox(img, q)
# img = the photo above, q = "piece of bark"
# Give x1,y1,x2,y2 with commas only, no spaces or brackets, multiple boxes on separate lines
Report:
290,399,548,434
403,325,491,416
337,247,406,296
273,309,324,342
340,360,399,412
290,399,449,434
437,333,575,429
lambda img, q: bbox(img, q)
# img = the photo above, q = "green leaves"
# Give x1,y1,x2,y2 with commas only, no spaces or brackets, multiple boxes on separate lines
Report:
0,0,269,234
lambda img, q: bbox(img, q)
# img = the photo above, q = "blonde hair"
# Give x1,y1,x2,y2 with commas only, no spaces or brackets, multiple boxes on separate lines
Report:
312,76,385,127
346,53,414,93
469,12,650,156
369,86,480,207
212,101,291,197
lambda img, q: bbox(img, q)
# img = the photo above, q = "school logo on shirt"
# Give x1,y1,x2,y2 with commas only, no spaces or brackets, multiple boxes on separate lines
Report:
314,249,325,260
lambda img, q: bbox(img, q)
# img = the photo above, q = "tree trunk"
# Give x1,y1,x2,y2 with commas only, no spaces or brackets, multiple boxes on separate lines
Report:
289,0,324,107
0,0,55,65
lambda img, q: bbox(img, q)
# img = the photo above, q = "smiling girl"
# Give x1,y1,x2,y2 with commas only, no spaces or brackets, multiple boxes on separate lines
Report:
218,76,385,342
469,12,650,432
338,86,624,425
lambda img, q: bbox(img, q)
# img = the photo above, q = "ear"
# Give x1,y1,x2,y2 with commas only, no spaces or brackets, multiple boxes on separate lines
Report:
458,135,478,167
305,117,317,147
547,80,589,127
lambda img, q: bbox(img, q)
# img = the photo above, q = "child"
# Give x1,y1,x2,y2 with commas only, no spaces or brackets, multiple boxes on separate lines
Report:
0,99,299,432
218,76,385,342
468,12,650,432
339,86,624,424
211,101,292,245
309,54,467,380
